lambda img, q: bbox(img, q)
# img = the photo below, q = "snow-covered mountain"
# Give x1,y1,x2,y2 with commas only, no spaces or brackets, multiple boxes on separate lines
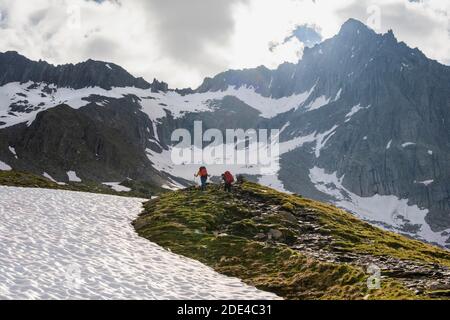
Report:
0,19,449,248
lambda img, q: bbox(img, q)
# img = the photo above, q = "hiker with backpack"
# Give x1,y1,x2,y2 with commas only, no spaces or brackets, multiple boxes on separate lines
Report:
221,171,235,192
195,166,209,191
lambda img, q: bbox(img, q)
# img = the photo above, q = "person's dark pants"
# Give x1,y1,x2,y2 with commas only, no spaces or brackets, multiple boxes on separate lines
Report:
224,183,232,192
200,176,207,191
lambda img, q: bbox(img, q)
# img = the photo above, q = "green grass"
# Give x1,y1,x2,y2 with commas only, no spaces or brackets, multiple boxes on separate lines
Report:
240,182,450,267
134,182,450,300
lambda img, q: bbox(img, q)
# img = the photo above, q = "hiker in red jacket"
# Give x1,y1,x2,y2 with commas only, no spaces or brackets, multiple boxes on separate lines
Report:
221,171,235,192
195,166,209,191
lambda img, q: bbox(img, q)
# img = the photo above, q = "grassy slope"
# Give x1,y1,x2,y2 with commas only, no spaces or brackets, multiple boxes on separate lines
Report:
0,170,163,198
241,182,450,266
134,182,450,300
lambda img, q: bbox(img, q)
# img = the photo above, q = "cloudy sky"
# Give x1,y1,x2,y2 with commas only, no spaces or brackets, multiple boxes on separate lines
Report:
0,0,448,88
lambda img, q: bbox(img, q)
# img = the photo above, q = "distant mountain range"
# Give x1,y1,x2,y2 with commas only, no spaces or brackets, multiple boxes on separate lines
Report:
0,19,449,248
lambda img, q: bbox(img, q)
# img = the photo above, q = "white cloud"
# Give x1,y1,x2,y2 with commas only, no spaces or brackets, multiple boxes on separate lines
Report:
0,0,448,88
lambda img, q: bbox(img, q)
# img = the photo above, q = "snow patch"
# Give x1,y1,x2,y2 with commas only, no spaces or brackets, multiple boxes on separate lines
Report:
43,172,66,185
314,126,338,158
145,123,339,192
0,82,129,128
0,160,12,171
386,140,392,150
334,89,342,101
279,132,317,154
280,121,291,134
269,124,338,159
161,184,181,191
146,128,306,189
305,95,330,111
0,186,278,299
415,180,434,186
43,172,56,182
309,167,448,246
402,142,416,148
138,85,314,120
67,171,81,182
103,182,131,192
0,82,316,128
9,146,17,158
151,121,160,141
344,104,370,122
345,104,363,119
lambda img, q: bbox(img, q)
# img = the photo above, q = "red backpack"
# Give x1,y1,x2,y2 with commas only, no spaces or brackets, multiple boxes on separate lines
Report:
199,167,208,177
224,171,234,184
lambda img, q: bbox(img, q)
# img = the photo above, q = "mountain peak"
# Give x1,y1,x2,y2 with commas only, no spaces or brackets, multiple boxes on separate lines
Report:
341,18,368,29
338,18,374,37
383,29,398,42
0,50,30,62
3,50,20,56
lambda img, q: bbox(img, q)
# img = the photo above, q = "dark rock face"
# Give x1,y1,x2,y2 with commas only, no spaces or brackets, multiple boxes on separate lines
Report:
151,79,169,93
0,51,152,90
288,20,450,232
0,96,176,185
